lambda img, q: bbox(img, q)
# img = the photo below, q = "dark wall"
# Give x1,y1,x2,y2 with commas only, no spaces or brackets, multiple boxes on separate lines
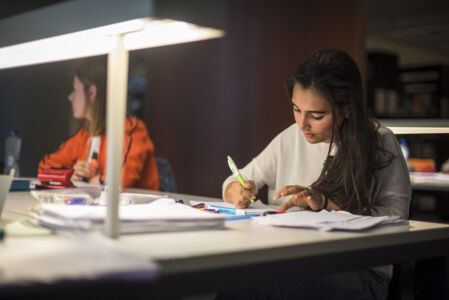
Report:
0,60,78,176
143,0,366,198
0,0,365,192
0,0,73,176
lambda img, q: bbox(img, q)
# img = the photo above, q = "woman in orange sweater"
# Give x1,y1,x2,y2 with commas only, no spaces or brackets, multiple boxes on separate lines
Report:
39,57,159,190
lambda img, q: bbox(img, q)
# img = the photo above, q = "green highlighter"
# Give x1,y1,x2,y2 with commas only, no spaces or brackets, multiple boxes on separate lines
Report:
227,155,255,203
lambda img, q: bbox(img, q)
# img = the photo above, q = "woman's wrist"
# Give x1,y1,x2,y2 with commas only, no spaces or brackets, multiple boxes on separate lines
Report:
326,198,341,211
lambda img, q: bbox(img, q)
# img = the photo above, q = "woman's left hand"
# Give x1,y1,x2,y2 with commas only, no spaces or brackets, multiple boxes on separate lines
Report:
274,185,325,211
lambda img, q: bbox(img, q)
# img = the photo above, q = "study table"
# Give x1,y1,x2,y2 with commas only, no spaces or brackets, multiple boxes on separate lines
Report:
1,190,449,299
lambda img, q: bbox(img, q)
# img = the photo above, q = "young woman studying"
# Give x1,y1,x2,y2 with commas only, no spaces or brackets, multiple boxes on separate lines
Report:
39,57,159,190
220,49,411,299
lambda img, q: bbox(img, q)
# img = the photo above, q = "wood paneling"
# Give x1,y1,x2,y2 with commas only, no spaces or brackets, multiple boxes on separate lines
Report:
143,0,366,198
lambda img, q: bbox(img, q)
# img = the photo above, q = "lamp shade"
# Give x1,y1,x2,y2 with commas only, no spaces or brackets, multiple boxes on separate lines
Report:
0,0,225,69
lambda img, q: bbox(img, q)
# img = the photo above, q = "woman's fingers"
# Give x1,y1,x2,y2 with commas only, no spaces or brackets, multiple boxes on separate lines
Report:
73,160,91,178
277,189,326,211
224,181,256,209
244,180,257,194
274,185,308,199
276,190,310,211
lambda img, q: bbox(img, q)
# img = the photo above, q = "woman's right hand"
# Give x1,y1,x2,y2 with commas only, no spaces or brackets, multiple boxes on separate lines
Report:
224,180,257,209
71,160,94,181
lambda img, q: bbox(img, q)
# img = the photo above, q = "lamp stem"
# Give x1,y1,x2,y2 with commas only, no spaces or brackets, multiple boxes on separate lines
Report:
105,34,129,238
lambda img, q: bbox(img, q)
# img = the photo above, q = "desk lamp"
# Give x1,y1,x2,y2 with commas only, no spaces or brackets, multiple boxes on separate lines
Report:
0,0,225,238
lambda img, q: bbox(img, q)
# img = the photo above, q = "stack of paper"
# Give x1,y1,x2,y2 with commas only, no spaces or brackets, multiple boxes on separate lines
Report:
253,210,402,231
37,200,225,234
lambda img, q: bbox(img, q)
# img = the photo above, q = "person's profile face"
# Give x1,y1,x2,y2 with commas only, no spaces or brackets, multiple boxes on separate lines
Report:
291,83,343,144
68,75,89,119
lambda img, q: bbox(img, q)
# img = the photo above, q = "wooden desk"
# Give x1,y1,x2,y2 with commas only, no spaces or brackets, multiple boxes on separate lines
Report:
1,191,449,298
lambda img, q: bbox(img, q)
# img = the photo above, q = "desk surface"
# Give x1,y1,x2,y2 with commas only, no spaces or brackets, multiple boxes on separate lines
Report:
410,172,449,192
2,191,449,297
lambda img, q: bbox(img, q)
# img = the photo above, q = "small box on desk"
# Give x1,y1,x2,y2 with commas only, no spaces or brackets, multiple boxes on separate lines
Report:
9,178,38,191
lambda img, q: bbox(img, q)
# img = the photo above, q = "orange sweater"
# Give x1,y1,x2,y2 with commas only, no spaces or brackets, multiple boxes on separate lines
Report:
39,116,159,190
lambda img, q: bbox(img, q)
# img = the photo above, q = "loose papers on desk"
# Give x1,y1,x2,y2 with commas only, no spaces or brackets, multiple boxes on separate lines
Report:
37,199,225,234
253,210,402,231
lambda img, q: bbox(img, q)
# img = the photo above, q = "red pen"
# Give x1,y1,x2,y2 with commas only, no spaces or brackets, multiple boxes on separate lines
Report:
263,210,286,216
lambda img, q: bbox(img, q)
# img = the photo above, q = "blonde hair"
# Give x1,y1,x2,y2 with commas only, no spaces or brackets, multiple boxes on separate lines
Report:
74,56,107,136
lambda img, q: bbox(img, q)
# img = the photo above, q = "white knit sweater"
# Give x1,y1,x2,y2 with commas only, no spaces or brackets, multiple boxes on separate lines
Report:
223,123,411,219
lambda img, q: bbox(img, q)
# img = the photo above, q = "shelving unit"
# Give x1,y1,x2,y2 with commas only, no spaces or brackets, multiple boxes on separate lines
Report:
366,51,400,117
399,65,449,118
368,52,449,222
367,52,449,120
367,51,449,168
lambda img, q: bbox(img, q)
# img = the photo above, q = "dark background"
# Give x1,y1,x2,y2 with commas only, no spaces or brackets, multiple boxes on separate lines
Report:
0,0,365,198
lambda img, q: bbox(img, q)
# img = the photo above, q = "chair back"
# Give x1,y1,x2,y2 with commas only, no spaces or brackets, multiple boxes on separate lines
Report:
156,157,176,193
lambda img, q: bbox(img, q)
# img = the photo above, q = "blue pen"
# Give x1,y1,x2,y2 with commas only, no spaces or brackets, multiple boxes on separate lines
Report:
209,205,238,215
225,214,258,221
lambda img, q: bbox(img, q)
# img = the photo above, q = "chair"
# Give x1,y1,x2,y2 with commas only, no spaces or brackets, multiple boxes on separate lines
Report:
155,157,176,193
387,262,415,300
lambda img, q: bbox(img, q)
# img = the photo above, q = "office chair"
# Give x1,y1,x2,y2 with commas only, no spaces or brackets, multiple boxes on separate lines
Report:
155,157,176,193
388,262,415,300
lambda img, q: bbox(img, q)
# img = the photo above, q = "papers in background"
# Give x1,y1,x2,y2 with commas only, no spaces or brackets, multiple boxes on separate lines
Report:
96,191,169,205
0,235,158,285
31,187,102,205
190,200,273,215
37,199,225,234
253,210,402,231
30,189,167,206
409,172,449,184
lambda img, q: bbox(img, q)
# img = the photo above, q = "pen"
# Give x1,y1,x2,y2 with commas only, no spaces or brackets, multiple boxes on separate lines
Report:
64,197,87,205
227,155,255,203
208,204,247,215
225,214,259,221
197,208,219,213
263,210,286,216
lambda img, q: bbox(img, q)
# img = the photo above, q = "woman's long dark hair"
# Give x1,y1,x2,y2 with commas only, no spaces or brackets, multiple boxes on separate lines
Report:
287,49,393,215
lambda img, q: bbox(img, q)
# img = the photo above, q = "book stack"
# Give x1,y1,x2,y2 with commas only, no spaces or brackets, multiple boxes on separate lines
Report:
37,200,225,234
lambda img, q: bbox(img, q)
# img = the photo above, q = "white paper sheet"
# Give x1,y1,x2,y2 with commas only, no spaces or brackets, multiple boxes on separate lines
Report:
253,209,403,231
